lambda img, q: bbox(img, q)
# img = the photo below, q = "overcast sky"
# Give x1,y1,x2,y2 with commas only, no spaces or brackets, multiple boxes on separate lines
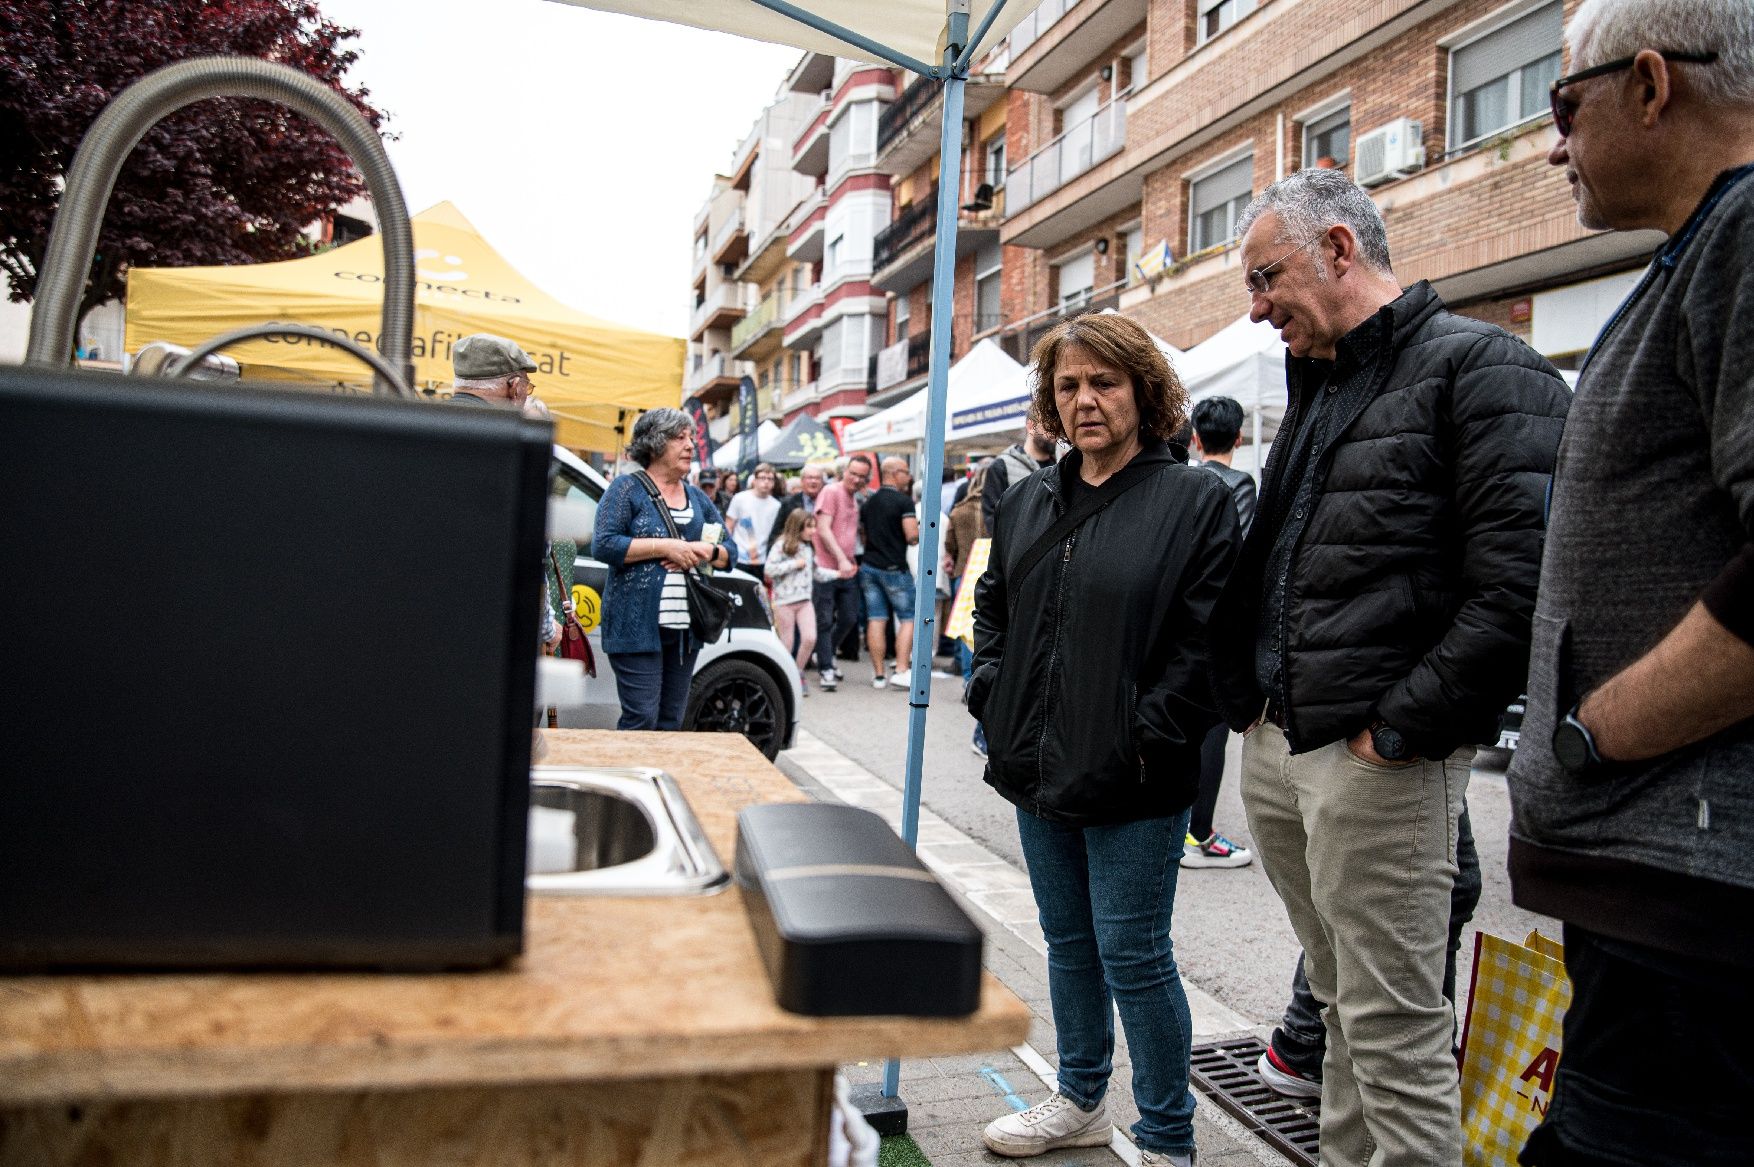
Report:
319,0,805,339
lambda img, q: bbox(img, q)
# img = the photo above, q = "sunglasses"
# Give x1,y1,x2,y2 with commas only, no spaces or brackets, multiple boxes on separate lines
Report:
1244,234,1327,298
1548,50,1717,137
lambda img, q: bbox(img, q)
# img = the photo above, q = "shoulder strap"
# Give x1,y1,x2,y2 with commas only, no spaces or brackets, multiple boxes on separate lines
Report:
1009,460,1171,593
634,471,684,540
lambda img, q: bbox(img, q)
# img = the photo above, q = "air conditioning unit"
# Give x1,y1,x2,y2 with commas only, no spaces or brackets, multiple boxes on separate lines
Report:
1354,118,1425,186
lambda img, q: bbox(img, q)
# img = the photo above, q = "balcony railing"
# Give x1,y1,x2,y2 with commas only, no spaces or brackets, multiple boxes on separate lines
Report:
686,352,752,393
878,75,940,153
1007,0,1074,57
779,380,818,412
999,285,1121,364
783,283,822,328
873,192,939,273
874,331,932,390
709,207,746,259
730,289,785,350
1006,97,1127,215
690,283,750,336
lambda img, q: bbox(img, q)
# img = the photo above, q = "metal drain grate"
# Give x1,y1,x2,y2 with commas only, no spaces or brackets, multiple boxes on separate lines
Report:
1189,1037,1320,1167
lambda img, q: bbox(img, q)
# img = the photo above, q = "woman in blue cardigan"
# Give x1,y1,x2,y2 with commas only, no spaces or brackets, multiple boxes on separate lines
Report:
593,408,737,730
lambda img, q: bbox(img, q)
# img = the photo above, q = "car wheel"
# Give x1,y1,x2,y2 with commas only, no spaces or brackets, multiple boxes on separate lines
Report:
684,658,787,760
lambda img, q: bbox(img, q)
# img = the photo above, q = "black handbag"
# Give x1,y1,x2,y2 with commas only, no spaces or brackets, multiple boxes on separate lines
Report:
634,471,733,643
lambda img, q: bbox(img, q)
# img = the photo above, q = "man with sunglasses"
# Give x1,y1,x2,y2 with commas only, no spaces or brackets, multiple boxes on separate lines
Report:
1208,168,1569,1167
1509,2,1754,1163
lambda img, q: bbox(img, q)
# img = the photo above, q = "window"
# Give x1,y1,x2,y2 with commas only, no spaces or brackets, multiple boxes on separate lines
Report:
828,101,877,175
986,136,1007,190
1056,250,1095,310
1304,105,1352,168
974,242,1003,334
1198,0,1256,44
1189,154,1254,253
826,233,844,276
1125,45,1148,93
895,295,911,341
1449,1,1563,147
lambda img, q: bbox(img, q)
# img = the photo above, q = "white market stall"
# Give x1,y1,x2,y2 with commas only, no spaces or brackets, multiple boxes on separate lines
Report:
1177,312,1288,479
843,338,1026,453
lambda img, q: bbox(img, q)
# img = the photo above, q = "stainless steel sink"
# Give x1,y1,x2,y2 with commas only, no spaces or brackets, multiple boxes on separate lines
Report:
527,766,729,896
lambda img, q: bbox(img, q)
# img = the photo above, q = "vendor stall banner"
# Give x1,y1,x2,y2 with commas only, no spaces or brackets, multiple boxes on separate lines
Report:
683,396,715,469
737,375,760,475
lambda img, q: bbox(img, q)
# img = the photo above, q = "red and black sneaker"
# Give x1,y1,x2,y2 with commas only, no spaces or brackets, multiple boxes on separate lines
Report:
1256,1045,1322,1099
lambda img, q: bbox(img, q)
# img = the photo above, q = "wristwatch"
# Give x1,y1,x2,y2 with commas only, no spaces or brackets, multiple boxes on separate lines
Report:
1369,720,1409,761
1552,701,1605,776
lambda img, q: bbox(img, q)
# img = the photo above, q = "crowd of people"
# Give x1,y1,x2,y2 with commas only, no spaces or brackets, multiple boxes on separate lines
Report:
969,1,1754,1164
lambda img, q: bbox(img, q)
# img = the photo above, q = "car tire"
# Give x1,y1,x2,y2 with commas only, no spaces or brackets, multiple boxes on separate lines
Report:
684,658,788,760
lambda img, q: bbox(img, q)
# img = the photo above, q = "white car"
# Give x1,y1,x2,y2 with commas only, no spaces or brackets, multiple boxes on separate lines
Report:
547,447,801,759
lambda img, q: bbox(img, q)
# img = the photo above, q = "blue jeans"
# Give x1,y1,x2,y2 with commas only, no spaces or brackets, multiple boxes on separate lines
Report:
813,574,861,674
859,564,916,621
1014,805,1197,1155
608,627,698,730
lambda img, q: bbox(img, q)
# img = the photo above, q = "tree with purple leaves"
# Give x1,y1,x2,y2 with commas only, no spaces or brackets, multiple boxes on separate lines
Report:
0,0,388,344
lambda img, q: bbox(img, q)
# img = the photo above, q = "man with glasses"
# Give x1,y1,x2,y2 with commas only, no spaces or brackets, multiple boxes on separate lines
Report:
1510,2,1754,1163
449,332,538,409
1208,168,1569,1167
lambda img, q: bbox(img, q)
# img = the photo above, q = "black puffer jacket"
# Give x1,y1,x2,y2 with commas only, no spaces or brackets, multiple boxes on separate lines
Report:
1211,281,1570,757
970,441,1240,825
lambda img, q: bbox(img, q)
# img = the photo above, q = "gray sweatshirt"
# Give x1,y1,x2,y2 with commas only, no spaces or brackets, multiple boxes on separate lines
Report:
1507,163,1754,966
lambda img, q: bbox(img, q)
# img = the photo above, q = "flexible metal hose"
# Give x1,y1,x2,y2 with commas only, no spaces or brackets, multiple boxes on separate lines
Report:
25,56,413,395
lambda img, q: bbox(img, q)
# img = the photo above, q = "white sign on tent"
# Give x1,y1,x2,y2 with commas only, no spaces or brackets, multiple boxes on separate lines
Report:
844,339,1026,450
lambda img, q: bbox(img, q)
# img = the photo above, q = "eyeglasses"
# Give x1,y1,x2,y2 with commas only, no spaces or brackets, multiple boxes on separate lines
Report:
1244,234,1327,297
1548,50,1717,137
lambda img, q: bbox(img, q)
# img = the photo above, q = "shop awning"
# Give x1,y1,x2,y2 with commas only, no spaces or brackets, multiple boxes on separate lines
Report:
124,202,684,452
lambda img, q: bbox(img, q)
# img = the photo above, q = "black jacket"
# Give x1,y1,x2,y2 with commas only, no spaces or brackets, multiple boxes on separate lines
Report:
1211,281,1570,757
969,440,1241,825
1201,460,1257,537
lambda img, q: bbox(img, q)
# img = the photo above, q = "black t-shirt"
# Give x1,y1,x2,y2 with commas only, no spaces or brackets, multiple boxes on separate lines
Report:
860,487,916,572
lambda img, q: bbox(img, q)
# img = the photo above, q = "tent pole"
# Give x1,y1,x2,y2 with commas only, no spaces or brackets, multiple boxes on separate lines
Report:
884,0,969,1105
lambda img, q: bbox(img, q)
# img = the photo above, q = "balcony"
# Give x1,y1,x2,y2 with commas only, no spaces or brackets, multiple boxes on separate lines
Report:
872,187,1006,293
686,352,752,396
1008,0,1148,95
872,331,933,393
710,207,749,267
689,283,750,339
782,283,825,347
690,240,708,293
730,289,786,360
792,104,831,177
786,188,827,262
1007,98,1127,217
875,72,1009,178
998,285,1121,365
778,379,819,415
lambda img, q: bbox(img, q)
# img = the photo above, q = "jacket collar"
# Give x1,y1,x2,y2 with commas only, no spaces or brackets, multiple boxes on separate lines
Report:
1045,437,1181,500
1658,161,1754,269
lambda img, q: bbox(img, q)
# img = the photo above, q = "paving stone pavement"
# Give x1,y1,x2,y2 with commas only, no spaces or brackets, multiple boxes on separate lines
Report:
778,730,1293,1167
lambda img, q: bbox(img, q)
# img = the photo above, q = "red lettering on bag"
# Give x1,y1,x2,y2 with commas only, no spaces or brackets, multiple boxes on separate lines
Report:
1520,1048,1559,1095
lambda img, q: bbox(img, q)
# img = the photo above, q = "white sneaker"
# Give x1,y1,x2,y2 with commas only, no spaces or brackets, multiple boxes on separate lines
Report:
819,670,839,691
885,673,911,690
982,1094,1112,1158
871,675,888,689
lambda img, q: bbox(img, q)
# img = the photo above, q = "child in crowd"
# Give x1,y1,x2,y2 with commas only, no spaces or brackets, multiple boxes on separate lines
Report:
764,508,818,693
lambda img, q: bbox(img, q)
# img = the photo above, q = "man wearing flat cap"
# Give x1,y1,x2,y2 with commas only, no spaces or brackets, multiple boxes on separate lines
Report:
450,332,538,408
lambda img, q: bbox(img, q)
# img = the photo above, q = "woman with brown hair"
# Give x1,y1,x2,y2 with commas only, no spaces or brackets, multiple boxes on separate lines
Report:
970,313,1241,1165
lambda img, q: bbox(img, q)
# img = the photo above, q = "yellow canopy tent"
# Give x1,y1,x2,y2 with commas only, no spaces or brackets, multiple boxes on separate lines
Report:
123,202,683,451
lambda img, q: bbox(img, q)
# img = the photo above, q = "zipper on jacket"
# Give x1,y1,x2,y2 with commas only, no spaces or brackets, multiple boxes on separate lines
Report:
1035,527,1080,805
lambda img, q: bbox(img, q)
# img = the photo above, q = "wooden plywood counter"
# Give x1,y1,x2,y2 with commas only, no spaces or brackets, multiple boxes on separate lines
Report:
0,731,1030,1166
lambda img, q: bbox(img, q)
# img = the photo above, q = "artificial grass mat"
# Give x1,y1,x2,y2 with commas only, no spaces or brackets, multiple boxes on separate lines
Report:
878,1133,932,1167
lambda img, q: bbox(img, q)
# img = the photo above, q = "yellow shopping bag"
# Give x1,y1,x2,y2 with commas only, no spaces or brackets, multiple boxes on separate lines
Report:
1458,930,1572,1167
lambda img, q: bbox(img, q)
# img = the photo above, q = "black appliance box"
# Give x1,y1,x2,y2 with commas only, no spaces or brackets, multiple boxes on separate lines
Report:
0,368,550,971
735,802,983,1016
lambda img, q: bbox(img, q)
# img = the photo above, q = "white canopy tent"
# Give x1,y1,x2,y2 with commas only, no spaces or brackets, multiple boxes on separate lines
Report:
711,420,781,470
843,339,1026,452
1176,313,1288,479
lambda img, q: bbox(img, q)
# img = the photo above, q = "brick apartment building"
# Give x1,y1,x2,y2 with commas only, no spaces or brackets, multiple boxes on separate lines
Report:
998,0,1654,372
689,0,1637,446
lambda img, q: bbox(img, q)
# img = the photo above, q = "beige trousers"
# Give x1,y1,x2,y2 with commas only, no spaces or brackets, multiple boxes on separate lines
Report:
1241,721,1470,1167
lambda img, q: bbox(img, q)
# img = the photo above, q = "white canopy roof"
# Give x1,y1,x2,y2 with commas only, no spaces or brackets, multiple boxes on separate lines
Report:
550,0,1039,69
844,339,1025,452
711,420,782,469
1176,313,1288,478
